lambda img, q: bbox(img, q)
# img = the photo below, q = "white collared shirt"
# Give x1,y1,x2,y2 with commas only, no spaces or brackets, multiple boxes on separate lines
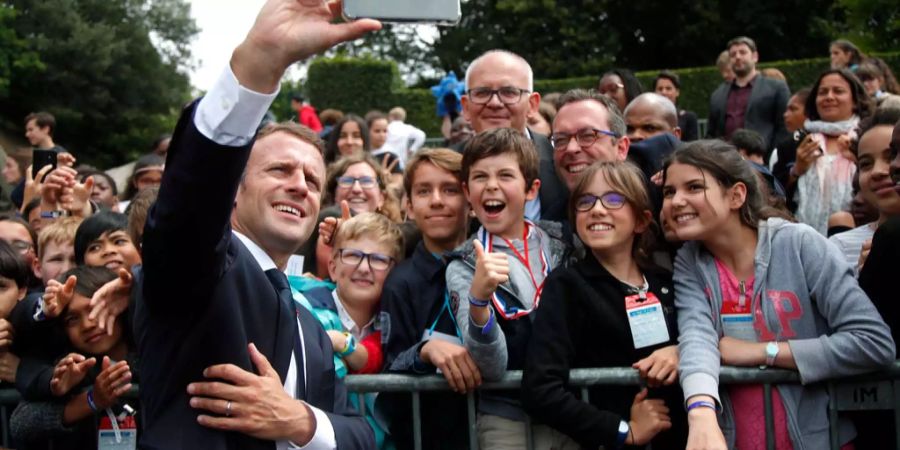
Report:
197,61,337,448
331,290,376,341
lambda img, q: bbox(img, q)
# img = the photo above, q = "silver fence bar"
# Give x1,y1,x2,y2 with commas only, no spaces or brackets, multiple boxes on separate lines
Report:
347,363,900,450
411,391,422,450
762,383,775,450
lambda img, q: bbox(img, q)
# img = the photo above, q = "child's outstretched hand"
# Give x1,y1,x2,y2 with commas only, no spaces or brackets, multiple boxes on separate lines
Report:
89,268,133,335
470,239,509,301
50,353,96,396
92,356,132,409
319,200,351,246
43,275,77,319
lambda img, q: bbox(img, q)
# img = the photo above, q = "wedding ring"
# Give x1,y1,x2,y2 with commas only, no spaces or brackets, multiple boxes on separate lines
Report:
225,400,232,417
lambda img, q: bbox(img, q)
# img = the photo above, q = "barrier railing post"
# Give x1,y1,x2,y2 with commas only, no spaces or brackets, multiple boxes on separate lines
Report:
525,416,534,450
1,405,7,448
828,382,840,450
412,391,422,450
894,380,900,450
763,383,775,450
580,387,590,403
357,393,366,415
467,391,479,450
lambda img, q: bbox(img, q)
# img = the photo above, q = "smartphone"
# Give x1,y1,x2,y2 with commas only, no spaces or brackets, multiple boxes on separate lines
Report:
342,0,461,25
32,149,57,181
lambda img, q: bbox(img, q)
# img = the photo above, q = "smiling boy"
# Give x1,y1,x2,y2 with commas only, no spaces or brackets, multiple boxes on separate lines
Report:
379,148,473,450
446,128,569,448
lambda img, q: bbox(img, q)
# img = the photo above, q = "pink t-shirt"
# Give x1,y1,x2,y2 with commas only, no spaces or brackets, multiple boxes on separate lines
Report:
716,259,794,450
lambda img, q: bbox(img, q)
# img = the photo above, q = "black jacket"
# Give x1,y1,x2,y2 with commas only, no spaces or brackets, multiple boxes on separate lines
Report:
377,241,469,450
522,254,686,449
133,101,373,449
707,75,791,151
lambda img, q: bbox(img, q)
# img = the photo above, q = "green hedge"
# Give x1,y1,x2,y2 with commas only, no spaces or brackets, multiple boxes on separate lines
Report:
306,53,900,139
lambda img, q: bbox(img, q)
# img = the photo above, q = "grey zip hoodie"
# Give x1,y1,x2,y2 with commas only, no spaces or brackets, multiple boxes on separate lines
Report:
446,220,568,421
676,218,895,449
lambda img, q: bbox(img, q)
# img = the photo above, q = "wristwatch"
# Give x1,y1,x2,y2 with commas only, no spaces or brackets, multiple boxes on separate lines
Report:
764,341,780,367
616,420,630,448
339,332,357,357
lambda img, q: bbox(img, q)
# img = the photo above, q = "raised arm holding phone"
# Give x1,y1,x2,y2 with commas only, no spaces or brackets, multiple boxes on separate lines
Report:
132,2,380,449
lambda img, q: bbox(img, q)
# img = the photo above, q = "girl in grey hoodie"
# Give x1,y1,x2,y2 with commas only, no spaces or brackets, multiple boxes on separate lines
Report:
661,141,895,450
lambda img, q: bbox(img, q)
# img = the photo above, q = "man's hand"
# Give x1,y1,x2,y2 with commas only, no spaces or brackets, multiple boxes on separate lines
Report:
231,0,381,93
89,268,133,335
420,339,482,393
92,356,133,410
470,239,509,300
44,275,78,319
188,343,317,445
632,345,678,387
626,388,672,445
50,353,96,397
319,200,351,246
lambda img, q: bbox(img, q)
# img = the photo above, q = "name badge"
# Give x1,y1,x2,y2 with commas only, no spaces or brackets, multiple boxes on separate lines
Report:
721,302,757,341
98,415,137,450
625,292,670,349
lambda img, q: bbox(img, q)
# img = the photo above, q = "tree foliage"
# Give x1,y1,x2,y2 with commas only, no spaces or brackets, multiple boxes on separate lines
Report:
830,0,900,52
0,0,197,168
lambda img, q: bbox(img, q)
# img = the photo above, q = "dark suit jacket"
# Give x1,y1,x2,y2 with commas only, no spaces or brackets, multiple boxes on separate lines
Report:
706,75,790,150
133,102,373,449
451,128,568,222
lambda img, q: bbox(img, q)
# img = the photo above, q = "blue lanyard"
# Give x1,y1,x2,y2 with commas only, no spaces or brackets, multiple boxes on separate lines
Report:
427,290,463,340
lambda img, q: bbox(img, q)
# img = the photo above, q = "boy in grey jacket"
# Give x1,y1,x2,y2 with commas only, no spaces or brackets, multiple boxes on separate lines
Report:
446,128,569,448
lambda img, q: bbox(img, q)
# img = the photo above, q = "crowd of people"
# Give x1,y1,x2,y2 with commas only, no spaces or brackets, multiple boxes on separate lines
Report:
0,1,899,449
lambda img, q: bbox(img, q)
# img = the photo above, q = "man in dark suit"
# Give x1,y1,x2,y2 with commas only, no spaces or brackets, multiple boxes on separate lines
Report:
706,36,790,151
456,50,569,222
132,1,379,448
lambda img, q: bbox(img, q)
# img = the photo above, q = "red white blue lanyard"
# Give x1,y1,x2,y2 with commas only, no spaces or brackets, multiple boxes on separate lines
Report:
478,220,549,320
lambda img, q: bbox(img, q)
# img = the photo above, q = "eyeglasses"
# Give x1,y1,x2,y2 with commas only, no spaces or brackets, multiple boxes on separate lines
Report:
337,176,378,189
466,87,530,105
8,240,33,254
575,192,628,212
338,248,395,271
551,128,619,150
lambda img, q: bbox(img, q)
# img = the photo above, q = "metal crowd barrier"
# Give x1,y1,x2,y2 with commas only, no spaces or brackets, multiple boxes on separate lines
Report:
346,362,900,450
0,362,894,449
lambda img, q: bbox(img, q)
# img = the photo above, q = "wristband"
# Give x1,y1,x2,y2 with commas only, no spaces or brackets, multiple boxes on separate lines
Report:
339,332,356,357
686,400,717,412
468,295,490,308
86,389,99,412
480,307,495,335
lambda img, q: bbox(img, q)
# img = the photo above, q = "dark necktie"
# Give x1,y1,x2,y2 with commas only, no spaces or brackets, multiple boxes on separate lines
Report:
264,268,306,400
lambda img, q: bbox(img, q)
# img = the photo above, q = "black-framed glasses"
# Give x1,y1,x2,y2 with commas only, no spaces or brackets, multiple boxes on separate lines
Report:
337,176,377,189
338,248,395,271
551,128,619,150
575,192,628,212
8,240,33,254
466,87,530,105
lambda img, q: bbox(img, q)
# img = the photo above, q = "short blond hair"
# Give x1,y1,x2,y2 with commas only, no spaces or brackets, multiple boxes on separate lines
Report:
37,217,82,260
332,212,404,261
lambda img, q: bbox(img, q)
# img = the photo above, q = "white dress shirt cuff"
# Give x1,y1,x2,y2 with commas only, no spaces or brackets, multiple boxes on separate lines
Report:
294,404,336,449
195,65,279,147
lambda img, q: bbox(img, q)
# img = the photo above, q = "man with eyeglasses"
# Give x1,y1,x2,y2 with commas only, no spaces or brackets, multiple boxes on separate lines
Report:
550,89,631,192
459,50,568,222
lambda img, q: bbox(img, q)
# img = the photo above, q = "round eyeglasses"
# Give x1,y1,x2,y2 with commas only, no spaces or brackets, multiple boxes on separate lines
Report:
337,176,377,189
551,128,619,151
